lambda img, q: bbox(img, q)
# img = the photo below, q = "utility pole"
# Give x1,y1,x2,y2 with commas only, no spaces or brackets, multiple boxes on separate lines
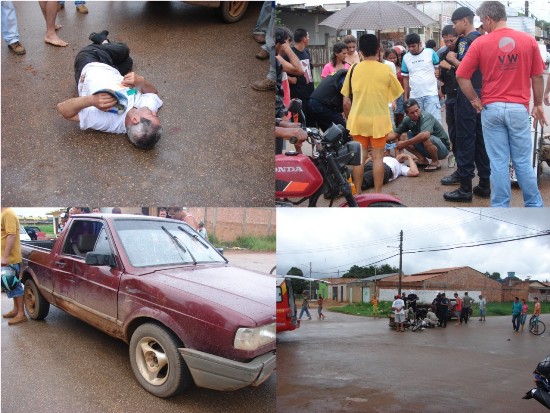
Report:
398,230,403,295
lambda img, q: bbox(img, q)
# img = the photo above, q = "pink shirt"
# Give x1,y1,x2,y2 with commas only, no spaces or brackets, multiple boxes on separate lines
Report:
321,62,351,78
456,27,544,109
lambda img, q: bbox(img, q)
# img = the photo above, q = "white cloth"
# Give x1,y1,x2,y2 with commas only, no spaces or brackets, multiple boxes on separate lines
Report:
401,48,439,98
392,298,405,315
383,156,410,181
78,62,163,134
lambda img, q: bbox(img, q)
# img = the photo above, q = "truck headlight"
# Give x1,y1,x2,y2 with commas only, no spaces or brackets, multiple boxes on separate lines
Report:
234,323,276,351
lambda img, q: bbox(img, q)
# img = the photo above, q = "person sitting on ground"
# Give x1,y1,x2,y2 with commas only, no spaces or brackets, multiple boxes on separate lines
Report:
57,31,163,149
386,99,450,171
321,42,350,78
426,308,439,327
361,153,419,190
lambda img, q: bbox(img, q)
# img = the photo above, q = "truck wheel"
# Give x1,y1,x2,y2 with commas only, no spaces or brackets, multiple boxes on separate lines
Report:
129,323,192,398
219,1,248,23
24,279,50,320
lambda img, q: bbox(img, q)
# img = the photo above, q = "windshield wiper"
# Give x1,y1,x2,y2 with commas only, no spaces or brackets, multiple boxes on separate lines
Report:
177,226,228,263
161,225,197,265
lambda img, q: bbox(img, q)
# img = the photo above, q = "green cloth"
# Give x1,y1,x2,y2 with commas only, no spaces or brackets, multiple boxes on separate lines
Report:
394,112,451,150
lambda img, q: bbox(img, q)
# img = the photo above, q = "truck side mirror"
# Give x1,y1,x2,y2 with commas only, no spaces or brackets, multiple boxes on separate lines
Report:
85,252,116,267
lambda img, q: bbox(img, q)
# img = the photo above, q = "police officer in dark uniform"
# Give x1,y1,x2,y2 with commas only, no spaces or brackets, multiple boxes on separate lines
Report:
438,25,459,171
308,68,350,142
442,6,491,203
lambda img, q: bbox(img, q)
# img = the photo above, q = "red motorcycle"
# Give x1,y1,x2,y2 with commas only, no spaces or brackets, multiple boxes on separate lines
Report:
275,100,405,207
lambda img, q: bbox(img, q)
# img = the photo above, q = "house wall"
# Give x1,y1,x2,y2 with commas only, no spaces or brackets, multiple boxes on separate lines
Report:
378,267,502,302
502,281,530,302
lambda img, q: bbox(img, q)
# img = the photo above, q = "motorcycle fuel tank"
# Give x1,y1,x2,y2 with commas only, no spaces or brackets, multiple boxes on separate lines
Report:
275,154,323,198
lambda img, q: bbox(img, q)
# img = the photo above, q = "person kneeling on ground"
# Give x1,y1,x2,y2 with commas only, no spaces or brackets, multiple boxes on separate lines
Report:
386,99,450,171
361,153,419,190
57,31,163,149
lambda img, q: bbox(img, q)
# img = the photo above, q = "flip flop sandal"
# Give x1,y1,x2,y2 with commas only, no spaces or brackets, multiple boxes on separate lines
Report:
424,165,442,172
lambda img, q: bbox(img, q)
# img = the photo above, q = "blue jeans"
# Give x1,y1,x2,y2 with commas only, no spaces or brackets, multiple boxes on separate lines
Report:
481,103,543,207
512,313,521,331
1,1,20,45
253,1,271,34
415,95,442,125
299,306,311,319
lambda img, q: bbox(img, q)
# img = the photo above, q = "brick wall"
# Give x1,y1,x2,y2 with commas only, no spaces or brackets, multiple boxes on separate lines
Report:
502,281,530,302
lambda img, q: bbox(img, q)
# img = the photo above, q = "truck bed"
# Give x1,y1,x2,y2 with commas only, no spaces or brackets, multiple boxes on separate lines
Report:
21,239,56,251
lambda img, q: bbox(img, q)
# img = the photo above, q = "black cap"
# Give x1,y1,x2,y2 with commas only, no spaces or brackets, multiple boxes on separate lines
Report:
451,7,475,22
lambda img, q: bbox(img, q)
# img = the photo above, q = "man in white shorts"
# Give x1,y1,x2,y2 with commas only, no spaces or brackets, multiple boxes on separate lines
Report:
57,31,163,149
392,294,406,332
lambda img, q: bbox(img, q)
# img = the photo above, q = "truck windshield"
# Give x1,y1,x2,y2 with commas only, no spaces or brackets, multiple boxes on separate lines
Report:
114,219,226,268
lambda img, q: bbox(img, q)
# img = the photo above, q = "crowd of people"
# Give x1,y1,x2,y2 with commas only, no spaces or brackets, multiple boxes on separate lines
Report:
273,1,548,207
390,290,542,333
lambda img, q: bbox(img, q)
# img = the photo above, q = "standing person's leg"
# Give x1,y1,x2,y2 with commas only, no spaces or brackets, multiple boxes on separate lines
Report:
506,104,544,207
473,109,491,197
1,1,25,54
421,94,442,125
371,145,385,193
481,103,512,207
252,1,271,42
39,1,67,46
352,137,368,195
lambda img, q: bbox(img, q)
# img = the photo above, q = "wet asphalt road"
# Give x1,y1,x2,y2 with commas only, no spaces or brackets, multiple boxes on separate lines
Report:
1,250,276,413
1,1,273,207
277,310,549,413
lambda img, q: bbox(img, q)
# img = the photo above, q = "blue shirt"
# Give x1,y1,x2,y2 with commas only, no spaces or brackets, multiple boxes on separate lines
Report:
512,301,522,315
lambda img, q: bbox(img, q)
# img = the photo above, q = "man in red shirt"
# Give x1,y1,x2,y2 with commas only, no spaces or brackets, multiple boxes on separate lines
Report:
456,1,546,207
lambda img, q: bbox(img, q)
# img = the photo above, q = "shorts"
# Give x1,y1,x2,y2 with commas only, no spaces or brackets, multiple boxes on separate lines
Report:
409,133,449,160
395,313,405,323
395,94,405,114
353,135,387,150
4,263,23,299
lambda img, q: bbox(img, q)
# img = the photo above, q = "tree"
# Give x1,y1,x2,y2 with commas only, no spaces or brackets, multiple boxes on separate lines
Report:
287,267,304,277
342,264,399,278
485,271,502,282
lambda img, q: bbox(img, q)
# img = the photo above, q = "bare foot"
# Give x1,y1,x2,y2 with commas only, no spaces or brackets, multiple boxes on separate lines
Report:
45,34,68,47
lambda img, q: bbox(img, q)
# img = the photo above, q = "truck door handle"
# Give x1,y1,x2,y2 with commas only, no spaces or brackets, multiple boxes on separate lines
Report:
54,261,66,268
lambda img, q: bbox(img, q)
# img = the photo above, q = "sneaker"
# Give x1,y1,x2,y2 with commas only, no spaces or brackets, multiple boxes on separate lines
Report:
8,314,28,326
89,30,109,44
76,4,89,14
251,78,276,91
440,171,460,185
253,33,266,44
8,41,26,55
255,48,269,60
473,184,491,198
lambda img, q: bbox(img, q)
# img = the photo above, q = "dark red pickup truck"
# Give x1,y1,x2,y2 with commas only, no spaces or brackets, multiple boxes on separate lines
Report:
20,214,275,398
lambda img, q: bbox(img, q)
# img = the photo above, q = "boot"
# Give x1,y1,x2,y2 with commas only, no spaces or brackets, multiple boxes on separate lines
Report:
440,170,460,185
444,180,473,203
473,179,491,198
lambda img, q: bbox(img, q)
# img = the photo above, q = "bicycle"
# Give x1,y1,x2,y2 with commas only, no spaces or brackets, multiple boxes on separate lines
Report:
529,315,546,336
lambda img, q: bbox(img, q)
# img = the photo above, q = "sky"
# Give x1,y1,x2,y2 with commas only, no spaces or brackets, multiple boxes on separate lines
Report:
276,208,550,281
277,1,550,23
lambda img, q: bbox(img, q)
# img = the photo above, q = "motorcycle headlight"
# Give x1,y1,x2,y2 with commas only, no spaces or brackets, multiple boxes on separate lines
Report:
234,323,276,351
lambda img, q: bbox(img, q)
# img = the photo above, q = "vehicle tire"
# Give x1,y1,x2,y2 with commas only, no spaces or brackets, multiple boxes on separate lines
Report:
368,202,406,207
219,1,248,23
24,278,50,320
129,323,192,398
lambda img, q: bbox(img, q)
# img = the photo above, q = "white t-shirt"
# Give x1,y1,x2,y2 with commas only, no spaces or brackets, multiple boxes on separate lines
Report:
383,156,410,181
401,47,439,98
392,298,405,315
77,62,163,134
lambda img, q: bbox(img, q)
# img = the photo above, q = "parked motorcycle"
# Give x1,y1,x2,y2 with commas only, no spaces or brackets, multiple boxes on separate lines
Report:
523,355,550,409
275,99,405,207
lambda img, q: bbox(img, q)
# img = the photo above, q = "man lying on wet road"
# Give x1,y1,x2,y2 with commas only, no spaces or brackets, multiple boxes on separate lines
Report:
57,31,163,149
